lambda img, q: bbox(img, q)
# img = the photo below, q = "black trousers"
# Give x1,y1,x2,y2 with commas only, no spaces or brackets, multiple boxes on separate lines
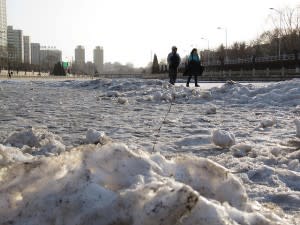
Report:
169,67,177,85
186,74,198,85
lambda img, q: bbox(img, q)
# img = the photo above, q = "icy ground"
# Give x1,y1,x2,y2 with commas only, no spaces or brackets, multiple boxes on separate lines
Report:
0,78,299,225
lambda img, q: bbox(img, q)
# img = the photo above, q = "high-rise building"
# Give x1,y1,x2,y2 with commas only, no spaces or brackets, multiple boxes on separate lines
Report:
0,0,7,62
7,25,24,63
93,46,104,73
31,43,40,65
39,46,62,71
85,61,95,75
75,45,85,64
23,36,31,64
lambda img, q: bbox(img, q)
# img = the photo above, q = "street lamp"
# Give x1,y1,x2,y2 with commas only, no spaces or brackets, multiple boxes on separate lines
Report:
201,37,209,50
201,37,210,65
217,27,228,62
38,53,41,75
269,7,282,59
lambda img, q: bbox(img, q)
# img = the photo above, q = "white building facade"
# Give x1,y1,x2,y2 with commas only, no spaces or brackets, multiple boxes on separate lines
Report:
0,0,7,62
31,43,40,65
93,46,104,73
75,45,85,64
7,25,24,63
23,36,31,64
39,47,62,71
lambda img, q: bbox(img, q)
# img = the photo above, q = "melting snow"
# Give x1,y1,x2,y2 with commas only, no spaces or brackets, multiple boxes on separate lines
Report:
0,78,299,224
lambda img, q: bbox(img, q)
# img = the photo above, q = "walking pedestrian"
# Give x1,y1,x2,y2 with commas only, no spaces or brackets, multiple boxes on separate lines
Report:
184,48,203,87
167,46,181,85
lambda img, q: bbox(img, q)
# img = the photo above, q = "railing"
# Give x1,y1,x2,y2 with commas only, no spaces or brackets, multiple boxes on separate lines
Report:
0,70,145,80
95,73,143,79
198,68,300,81
202,53,300,66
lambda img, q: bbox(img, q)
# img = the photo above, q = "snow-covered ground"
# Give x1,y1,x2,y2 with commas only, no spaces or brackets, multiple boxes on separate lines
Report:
0,78,299,225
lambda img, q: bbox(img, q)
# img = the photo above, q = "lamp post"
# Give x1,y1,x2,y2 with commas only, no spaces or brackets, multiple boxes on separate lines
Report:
217,27,228,62
269,8,282,59
38,52,41,75
201,37,210,65
201,37,209,50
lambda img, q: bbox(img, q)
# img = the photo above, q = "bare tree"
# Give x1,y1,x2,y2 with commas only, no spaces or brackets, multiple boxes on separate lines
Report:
269,6,300,53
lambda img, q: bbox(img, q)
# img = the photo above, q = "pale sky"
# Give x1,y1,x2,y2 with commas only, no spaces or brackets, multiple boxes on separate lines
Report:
6,0,300,67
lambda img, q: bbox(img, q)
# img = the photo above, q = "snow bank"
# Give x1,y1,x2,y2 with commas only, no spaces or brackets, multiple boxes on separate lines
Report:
21,78,300,108
0,144,33,165
0,140,282,225
4,128,65,155
2,78,300,107
210,78,300,106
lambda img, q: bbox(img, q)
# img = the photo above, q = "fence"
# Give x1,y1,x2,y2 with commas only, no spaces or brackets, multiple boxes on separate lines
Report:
199,68,300,81
202,53,299,66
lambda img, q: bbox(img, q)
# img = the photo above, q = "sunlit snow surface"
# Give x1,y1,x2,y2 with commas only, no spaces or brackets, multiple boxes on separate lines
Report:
0,78,299,225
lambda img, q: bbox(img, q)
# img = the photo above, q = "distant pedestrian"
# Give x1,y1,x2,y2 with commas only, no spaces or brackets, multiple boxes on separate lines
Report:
8,71,12,79
184,48,203,87
167,46,181,85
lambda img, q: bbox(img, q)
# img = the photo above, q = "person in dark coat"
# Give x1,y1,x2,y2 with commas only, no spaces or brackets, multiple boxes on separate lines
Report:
167,46,181,85
185,48,203,87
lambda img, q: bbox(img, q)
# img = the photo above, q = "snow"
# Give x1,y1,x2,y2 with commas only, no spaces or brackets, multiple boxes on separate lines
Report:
295,119,300,137
212,129,236,147
85,128,106,144
230,143,252,158
0,78,299,224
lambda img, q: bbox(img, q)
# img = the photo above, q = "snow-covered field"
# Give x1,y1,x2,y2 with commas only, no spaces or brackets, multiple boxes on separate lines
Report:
0,78,299,225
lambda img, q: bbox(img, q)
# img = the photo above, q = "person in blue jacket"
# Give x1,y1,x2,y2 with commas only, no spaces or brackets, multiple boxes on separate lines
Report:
185,48,203,87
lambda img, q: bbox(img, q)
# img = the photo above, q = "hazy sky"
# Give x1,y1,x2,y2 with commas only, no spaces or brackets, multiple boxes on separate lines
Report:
6,0,300,67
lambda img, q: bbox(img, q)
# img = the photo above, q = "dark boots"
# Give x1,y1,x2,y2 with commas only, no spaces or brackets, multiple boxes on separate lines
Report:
186,76,199,87
195,77,199,87
186,76,191,87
